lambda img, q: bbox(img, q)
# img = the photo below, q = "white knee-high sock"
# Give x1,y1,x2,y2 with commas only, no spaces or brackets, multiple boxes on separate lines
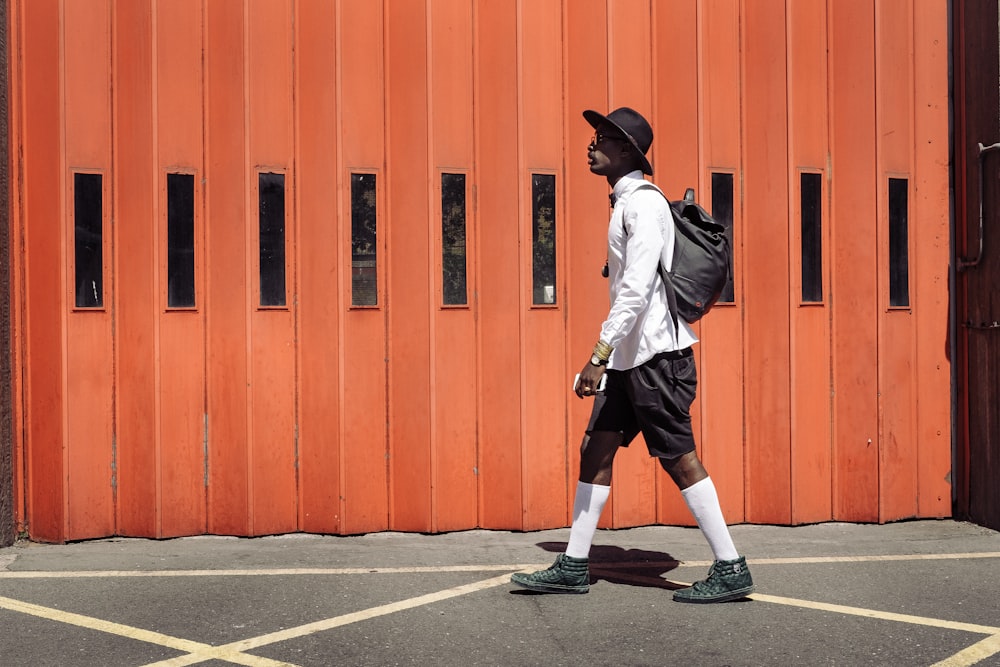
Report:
565,481,611,559
681,477,740,562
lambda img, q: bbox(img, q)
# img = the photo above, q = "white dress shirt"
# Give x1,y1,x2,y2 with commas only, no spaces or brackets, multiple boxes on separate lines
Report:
599,171,698,370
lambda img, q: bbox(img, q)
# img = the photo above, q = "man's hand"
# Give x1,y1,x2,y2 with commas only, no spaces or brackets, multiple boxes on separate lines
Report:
575,361,606,398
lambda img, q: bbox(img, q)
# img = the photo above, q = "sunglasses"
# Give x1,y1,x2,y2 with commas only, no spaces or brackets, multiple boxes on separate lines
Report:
591,132,628,146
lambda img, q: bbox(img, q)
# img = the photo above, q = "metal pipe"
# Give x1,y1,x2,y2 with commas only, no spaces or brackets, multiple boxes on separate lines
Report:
960,141,1000,270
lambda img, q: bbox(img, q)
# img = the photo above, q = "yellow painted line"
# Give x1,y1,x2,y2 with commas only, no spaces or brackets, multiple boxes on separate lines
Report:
139,571,520,667
930,634,1000,667
740,591,1000,635
655,585,1000,667
141,648,298,667
0,565,537,579
0,594,297,666
663,552,1000,569
2,551,998,579
733,589,1000,667
745,552,1000,566
229,571,516,651
0,571,523,667
0,594,208,653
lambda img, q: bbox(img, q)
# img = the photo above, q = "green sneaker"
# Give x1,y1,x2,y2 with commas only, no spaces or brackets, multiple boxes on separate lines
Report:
672,556,754,603
510,554,590,594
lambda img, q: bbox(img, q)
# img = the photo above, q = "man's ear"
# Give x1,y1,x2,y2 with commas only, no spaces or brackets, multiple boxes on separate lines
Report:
621,144,640,169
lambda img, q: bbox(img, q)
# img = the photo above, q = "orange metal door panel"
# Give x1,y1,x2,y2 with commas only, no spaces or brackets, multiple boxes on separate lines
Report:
386,0,433,532
114,0,158,538
875,0,918,522
563,0,611,528
474,0,523,530
157,317,207,535
788,0,833,524
741,0,792,524
64,0,115,540
65,308,115,540
249,304,298,536
697,0,742,155
698,0,745,526
605,0,658,530
205,0,251,535
520,0,568,531
911,6,951,518
295,0,342,534
248,1,297,535
431,322,479,530
829,0,879,522
19,0,64,537
156,0,207,537
429,0,478,532
672,0,744,526
339,0,389,534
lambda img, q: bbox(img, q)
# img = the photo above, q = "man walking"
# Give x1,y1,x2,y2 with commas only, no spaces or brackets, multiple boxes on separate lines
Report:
510,107,753,603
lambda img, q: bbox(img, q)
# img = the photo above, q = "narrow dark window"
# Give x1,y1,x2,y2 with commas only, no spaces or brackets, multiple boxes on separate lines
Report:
351,173,378,306
531,173,557,305
167,173,196,308
800,172,823,302
441,173,468,305
711,172,735,303
888,177,910,307
74,173,103,308
258,172,286,307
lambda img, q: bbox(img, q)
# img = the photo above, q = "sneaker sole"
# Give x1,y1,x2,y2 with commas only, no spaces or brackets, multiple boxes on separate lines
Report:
510,575,589,594
672,585,755,604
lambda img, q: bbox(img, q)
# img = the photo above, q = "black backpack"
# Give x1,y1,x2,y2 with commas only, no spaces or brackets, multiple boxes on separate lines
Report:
612,184,731,330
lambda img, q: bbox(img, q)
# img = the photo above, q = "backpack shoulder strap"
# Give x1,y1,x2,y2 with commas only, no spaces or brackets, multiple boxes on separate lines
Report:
620,182,681,337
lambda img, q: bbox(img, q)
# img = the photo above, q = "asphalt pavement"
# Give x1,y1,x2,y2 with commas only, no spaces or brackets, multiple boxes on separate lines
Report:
0,519,998,666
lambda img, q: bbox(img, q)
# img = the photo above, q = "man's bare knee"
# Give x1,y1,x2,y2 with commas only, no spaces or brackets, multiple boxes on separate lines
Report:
659,450,708,490
579,431,621,486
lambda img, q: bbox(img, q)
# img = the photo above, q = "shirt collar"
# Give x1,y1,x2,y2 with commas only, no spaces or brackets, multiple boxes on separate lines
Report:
611,170,647,204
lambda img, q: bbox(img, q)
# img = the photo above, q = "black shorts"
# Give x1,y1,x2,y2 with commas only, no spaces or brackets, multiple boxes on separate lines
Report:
585,348,697,459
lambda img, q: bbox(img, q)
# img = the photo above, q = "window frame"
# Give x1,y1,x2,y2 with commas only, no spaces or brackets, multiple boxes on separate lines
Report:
887,175,911,310
164,170,199,311
529,171,558,308
797,170,825,305
439,171,470,308
70,170,107,311
255,169,289,310
709,170,738,306
349,170,381,309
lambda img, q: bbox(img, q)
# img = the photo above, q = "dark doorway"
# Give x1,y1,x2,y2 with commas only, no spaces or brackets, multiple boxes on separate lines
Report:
953,0,1000,531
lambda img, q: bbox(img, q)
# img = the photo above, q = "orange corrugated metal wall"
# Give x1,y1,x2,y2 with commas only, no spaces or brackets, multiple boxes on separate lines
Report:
8,0,951,541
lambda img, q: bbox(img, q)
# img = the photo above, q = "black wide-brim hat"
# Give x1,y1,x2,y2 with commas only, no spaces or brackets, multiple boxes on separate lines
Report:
583,106,654,175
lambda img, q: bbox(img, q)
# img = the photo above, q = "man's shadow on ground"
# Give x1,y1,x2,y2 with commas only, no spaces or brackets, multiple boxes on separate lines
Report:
510,541,686,593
